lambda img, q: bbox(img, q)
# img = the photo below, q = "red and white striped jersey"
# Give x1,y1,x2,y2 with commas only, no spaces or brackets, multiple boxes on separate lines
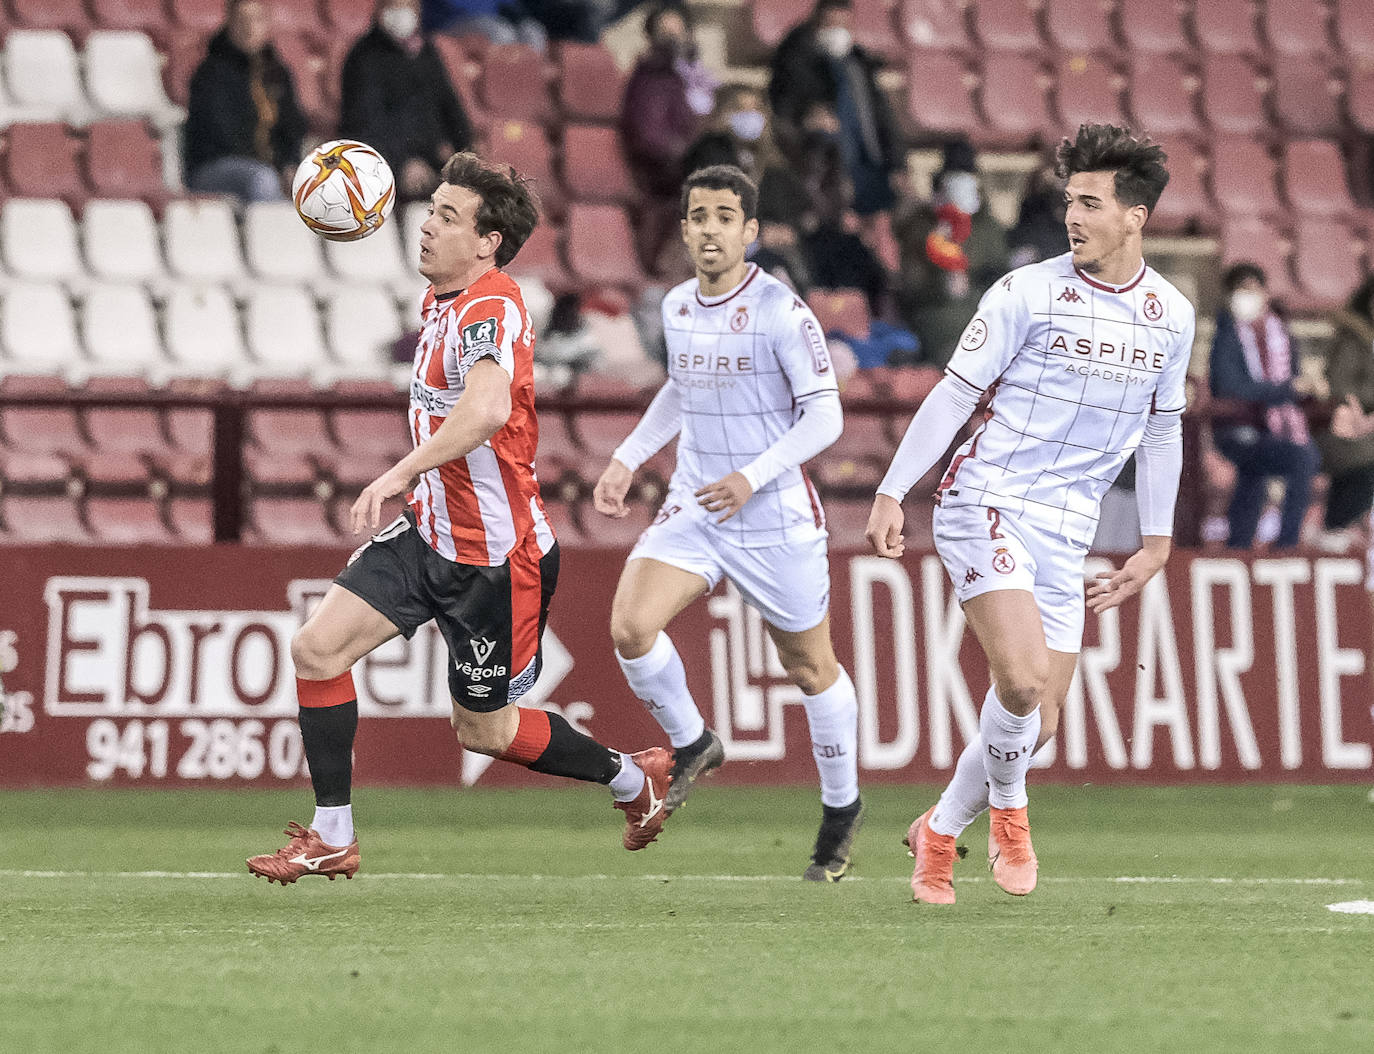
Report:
406,267,553,566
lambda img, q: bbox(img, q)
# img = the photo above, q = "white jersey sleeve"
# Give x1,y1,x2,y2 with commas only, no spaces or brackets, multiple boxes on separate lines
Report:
767,291,841,403
942,271,1033,392
1151,309,1194,414
449,294,523,382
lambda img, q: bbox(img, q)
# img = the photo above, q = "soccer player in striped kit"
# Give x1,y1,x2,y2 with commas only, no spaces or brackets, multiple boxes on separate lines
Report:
868,125,1195,903
248,154,673,885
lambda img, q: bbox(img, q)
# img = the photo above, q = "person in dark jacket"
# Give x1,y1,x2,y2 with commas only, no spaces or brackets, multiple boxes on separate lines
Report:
340,0,475,203
183,0,306,203
1316,275,1374,534
1208,262,1322,549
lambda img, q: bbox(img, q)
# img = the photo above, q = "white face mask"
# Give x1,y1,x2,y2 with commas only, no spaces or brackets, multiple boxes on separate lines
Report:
942,171,981,215
380,5,419,40
728,109,766,142
1230,289,1266,324
817,26,853,58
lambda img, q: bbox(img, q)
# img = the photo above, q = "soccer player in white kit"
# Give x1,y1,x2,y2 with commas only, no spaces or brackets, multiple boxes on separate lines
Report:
593,165,864,881
867,125,1194,903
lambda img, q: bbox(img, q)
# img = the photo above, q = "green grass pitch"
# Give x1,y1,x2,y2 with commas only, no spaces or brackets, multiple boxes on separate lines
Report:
2,784,1372,1054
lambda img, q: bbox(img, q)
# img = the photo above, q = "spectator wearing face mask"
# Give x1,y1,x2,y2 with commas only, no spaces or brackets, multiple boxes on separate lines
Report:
340,0,475,203
1208,262,1323,550
768,0,903,218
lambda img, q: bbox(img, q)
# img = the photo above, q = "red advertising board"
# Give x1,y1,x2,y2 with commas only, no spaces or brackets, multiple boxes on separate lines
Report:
1,545,1371,787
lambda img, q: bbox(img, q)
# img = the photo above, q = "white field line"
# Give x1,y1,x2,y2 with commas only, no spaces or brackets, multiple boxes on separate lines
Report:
0,869,1365,885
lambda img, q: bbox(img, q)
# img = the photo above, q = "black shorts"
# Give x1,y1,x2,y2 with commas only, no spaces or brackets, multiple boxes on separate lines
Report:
335,511,559,713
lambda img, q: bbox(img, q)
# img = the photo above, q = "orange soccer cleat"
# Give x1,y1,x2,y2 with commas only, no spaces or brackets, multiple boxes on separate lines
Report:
988,805,1038,896
615,747,674,851
247,822,360,885
904,807,957,905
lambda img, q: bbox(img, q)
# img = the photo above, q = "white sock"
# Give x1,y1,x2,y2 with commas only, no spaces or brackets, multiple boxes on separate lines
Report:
802,667,860,809
609,752,645,802
929,734,990,837
979,687,1041,810
616,633,705,748
312,804,354,846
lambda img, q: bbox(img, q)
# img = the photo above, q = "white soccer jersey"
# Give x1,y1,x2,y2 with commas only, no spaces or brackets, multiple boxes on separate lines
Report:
937,251,1194,546
661,264,837,548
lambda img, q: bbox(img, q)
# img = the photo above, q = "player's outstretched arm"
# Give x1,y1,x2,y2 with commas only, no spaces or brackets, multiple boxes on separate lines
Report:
593,459,634,518
594,381,683,518
866,493,905,558
351,359,512,534
1087,535,1170,613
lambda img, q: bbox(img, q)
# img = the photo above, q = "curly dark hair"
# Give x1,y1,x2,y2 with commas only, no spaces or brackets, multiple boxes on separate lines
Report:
680,164,759,220
1054,123,1170,215
439,152,540,267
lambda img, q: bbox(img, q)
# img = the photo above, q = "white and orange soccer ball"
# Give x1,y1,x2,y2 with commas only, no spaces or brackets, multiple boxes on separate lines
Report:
291,139,395,242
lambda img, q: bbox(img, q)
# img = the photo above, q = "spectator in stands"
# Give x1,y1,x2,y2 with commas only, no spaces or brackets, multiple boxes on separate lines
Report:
1209,262,1322,550
423,0,547,50
340,0,475,203
621,2,717,275
1315,275,1374,547
183,0,306,204
893,138,1009,367
1007,160,1066,269
768,0,903,220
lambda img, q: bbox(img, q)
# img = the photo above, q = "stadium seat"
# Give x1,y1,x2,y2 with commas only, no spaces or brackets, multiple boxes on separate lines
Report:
1198,54,1269,136
1269,58,1343,138
1042,0,1117,55
972,0,1042,52
2,123,87,209
83,405,171,463
1264,0,1333,58
162,283,249,380
242,286,329,379
247,497,342,545
503,221,572,292
1335,0,1374,61
1283,139,1356,218
86,497,175,543
1194,0,1262,57
84,31,185,129
1349,70,1374,135
79,283,168,379
810,413,888,490
556,43,625,123
539,500,584,546
0,282,81,378
571,497,651,547
535,409,583,483
432,35,487,131
1,200,84,286
7,0,90,37
331,408,412,460
478,44,553,125
1,496,92,542
486,119,562,217
398,200,426,277
84,119,168,206
1116,0,1191,56
808,288,872,338
2,30,92,125
898,0,974,52
568,409,643,466
1127,55,1202,138
851,0,901,62
167,0,223,33
320,0,373,37
167,498,213,543
1054,54,1128,132
323,224,414,298
161,406,214,486
0,447,71,487
905,50,981,136
321,286,404,379
561,124,635,205
1211,136,1282,217
566,204,647,288
163,198,246,286
243,201,329,289
1148,136,1212,233
162,27,210,106
248,408,337,459
0,403,88,459
1219,217,1295,299
751,0,813,49
1293,220,1365,307
979,51,1053,145
89,0,170,39
815,498,874,550
272,33,335,135
83,200,166,290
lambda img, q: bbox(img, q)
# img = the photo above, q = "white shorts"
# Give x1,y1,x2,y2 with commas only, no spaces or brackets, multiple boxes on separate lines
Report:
629,500,831,633
933,503,1090,653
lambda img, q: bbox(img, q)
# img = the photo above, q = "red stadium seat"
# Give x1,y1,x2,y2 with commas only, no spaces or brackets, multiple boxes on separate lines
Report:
1194,0,1262,57
1199,54,1269,136
168,497,213,543
3,123,86,210
1219,217,1295,299
248,409,337,458
534,410,583,484
818,498,881,550
808,288,872,337
478,44,553,125
1270,58,1344,138
1,495,92,542
1054,54,1127,132
84,120,167,207
8,0,90,37
247,498,342,545
504,221,573,291
561,124,635,205
566,204,647,288
1148,136,1212,233
167,0,224,32
852,0,900,62
1349,70,1374,135
980,51,1053,146
87,497,175,543
557,43,625,123
432,34,487,131
899,0,973,52
162,27,210,106
1211,135,1282,217
1335,0,1374,61
1116,0,1191,56
486,119,562,217
571,498,651,547
1264,0,1333,58
905,50,981,136
972,0,1041,52
165,408,213,457
320,0,373,37
751,0,815,49
568,409,643,464
1283,139,1356,218
1128,55,1202,138
83,407,171,459
0,407,88,458
1042,0,1117,55
810,414,887,490
539,500,584,546
1293,219,1365,307
273,34,335,135
89,0,171,42
331,408,411,460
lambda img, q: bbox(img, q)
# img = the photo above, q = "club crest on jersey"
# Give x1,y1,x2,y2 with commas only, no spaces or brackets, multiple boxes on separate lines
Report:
1057,287,1084,304
802,318,831,374
730,305,749,332
1142,292,1164,321
959,317,988,351
991,547,1016,574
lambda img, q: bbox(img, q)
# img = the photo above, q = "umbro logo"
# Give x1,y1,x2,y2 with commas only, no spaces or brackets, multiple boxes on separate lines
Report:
964,567,983,586
1057,287,1084,304
470,637,497,664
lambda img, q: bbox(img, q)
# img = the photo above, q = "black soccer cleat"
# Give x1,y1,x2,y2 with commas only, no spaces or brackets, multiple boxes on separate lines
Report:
802,797,865,882
664,728,725,813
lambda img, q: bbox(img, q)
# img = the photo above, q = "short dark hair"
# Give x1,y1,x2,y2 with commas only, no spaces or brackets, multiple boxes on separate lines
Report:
1054,123,1170,215
1222,261,1267,293
680,164,758,220
439,152,540,267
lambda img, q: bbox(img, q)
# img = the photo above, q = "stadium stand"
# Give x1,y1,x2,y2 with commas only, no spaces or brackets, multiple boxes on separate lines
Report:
1,202,85,286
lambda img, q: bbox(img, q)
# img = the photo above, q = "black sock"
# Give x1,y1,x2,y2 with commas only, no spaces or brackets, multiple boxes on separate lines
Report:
676,728,715,761
298,699,358,806
822,797,863,821
527,711,621,784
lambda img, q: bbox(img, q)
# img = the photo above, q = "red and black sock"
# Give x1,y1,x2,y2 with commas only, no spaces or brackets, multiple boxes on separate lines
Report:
498,707,620,784
297,671,358,807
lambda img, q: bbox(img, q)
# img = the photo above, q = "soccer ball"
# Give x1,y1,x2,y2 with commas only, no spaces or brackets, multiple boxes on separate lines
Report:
291,139,395,242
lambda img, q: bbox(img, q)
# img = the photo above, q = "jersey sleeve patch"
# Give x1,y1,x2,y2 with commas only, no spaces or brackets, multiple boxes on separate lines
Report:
802,317,831,374
460,316,502,370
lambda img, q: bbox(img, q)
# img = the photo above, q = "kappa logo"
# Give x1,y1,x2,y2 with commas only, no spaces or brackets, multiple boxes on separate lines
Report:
991,548,1016,574
963,567,983,587
470,637,497,664
1057,287,1084,304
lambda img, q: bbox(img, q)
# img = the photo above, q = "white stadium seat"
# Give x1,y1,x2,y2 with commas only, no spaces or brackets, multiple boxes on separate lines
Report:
243,285,329,379
82,199,167,288
1,198,85,286
1,281,83,379
400,201,427,276
162,283,249,381
163,198,246,287
322,286,403,379
2,31,92,125
79,283,169,380
83,31,186,130
323,223,415,297
243,201,329,289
